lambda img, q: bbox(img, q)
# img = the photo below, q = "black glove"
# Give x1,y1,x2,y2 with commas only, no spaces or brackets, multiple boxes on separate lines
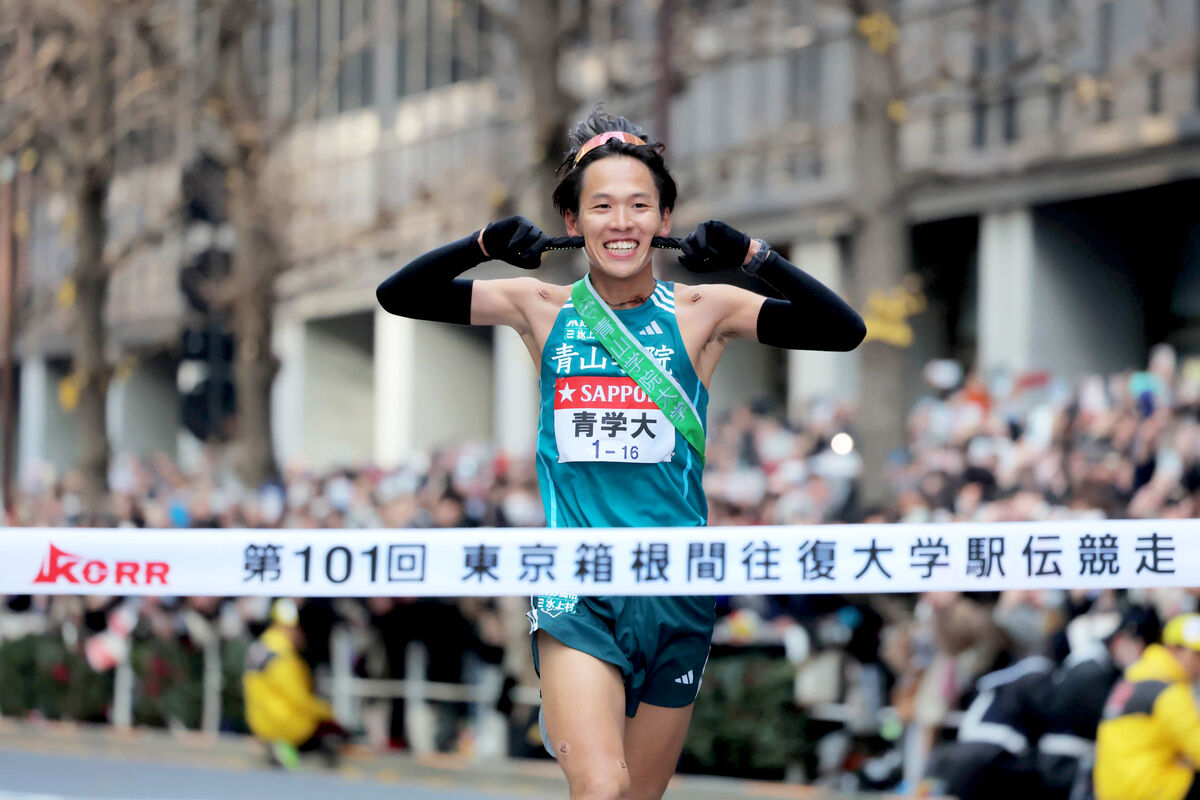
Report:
677,220,751,273
480,216,551,270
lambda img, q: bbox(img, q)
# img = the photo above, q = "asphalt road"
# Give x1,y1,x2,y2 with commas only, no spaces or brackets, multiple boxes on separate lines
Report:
0,721,856,800
0,748,527,800
0,734,554,800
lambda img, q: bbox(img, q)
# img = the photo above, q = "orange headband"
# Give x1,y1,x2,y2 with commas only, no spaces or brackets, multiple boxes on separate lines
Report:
573,131,647,164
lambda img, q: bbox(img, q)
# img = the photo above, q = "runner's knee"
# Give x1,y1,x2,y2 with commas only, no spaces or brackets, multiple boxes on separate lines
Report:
565,754,631,800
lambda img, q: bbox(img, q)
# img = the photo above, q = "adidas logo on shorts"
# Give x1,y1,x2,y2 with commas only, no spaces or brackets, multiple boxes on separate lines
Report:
638,321,664,337
674,669,695,685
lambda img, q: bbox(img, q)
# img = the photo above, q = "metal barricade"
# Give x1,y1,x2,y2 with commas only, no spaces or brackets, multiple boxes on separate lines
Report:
328,624,539,755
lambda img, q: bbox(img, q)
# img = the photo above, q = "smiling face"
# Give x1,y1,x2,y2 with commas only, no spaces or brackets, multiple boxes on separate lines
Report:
563,156,672,281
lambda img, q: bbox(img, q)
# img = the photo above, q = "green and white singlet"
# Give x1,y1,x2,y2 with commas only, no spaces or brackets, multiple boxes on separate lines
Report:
530,279,715,720
534,279,708,528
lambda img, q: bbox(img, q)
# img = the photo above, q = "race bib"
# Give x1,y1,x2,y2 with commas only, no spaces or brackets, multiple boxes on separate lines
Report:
554,376,674,464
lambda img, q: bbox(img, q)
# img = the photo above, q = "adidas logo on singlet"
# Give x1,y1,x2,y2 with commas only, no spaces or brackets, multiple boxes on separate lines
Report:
638,321,664,337
674,669,695,685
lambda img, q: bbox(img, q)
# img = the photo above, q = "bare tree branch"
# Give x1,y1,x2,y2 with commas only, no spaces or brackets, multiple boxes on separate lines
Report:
103,206,183,274
114,63,180,113
265,19,377,140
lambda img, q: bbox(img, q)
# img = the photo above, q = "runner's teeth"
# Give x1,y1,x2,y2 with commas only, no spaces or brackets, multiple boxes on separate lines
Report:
605,242,637,251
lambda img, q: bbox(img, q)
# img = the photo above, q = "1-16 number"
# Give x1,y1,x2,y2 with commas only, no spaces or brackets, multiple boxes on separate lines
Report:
591,440,639,459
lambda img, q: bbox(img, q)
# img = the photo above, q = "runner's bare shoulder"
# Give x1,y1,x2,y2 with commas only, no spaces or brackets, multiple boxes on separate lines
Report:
672,281,762,344
673,281,737,307
471,277,570,330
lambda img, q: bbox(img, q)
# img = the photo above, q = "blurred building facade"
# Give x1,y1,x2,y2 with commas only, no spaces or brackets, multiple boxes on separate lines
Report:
5,0,1200,481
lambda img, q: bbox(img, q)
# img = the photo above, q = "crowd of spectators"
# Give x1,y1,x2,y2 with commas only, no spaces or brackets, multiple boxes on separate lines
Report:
2,346,1200,787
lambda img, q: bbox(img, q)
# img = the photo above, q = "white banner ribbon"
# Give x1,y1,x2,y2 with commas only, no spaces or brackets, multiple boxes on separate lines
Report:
1,520,1195,597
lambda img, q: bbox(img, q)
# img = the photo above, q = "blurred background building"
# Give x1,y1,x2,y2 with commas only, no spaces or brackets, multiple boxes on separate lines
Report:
1,0,1199,492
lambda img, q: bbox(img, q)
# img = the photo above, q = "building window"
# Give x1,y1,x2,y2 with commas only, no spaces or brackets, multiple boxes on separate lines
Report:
974,0,991,76
1195,0,1200,109
786,150,802,179
396,0,407,97
972,99,988,149
450,0,482,83
362,1,375,106
1002,92,1018,142
290,1,303,113
425,0,438,89
1099,82,1113,124
1096,0,1115,126
316,0,330,116
788,43,822,125
291,0,327,116
1097,1,1114,74
932,101,947,155
1048,82,1063,129
810,147,824,179
337,0,352,110
1148,70,1163,115
425,0,452,89
256,0,272,101
998,0,1017,71
477,4,492,76
337,0,374,111
394,0,488,99
609,2,624,36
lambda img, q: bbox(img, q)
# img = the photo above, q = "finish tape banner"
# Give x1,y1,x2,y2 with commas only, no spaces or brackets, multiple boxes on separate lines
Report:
1,520,1196,597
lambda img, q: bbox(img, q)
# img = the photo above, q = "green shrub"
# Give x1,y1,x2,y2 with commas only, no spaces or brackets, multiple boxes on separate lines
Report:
680,653,812,780
130,636,203,728
0,633,111,721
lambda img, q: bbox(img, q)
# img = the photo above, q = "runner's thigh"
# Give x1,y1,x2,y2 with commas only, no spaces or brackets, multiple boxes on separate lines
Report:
538,630,630,795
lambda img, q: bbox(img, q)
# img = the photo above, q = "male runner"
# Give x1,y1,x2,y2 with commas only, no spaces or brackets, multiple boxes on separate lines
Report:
377,108,864,800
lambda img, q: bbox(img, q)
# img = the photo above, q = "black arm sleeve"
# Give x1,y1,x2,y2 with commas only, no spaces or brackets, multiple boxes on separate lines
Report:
754,250,866,351
375,233,486,324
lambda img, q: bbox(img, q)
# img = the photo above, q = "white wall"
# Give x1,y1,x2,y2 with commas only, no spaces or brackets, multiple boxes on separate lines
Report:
411,322,492,452
302,313,375,469
493,326,538,458
374,308,412,469
18,357,79,486
978,208,1036,372
16,357,46,487
107,353,177,459
374,309,493,466
271,316,306,468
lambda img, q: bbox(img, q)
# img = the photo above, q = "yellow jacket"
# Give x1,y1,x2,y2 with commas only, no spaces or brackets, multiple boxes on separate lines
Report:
242,625,333,746
1094,644,1200,800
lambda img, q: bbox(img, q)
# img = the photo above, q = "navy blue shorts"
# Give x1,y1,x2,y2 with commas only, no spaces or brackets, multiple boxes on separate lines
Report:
528,594,715,718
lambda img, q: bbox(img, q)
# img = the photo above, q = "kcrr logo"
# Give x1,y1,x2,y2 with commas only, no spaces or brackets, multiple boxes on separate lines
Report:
33,543,169,586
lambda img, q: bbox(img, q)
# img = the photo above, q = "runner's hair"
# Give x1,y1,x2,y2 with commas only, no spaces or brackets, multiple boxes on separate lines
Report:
552,105,678,216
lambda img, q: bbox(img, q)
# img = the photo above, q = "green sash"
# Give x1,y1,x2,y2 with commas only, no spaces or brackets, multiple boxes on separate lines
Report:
570,276,706,464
